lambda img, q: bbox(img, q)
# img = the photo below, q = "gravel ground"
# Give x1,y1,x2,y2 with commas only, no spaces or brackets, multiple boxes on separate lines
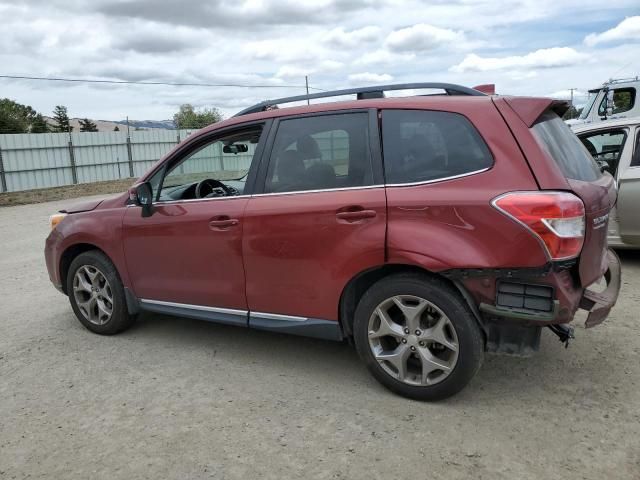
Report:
0,196,638,480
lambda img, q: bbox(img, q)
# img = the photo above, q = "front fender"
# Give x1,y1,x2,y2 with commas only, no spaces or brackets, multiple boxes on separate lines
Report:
48,207,130,290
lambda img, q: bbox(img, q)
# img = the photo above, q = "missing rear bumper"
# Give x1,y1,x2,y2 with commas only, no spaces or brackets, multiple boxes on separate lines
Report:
579,249,621,328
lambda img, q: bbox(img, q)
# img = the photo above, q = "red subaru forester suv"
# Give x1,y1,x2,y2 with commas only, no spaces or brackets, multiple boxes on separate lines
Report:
45,83,621,400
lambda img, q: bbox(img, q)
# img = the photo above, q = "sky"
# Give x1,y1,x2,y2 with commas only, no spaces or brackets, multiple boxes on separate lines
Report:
0,0,639,121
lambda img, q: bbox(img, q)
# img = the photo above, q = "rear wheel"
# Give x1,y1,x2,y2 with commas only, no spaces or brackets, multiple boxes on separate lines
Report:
353,273,483,401
66,250,135,335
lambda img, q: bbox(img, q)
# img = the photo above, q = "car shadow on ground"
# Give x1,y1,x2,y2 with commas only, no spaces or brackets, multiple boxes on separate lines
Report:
616,249,640,267
116,310,616,405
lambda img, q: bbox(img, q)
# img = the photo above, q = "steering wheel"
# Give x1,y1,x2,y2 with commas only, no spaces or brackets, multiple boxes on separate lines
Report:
195,178,232,198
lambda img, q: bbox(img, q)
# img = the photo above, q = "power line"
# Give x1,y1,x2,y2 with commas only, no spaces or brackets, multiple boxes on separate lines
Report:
0,74,325,91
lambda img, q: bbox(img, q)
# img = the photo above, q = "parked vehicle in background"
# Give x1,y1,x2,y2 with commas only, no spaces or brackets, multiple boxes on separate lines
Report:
568,77,639,126
573,117,640,248
45,83,621,400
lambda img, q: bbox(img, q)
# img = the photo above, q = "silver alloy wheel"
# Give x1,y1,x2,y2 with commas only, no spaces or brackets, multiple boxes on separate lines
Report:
368,295,459,386
72,265,114,325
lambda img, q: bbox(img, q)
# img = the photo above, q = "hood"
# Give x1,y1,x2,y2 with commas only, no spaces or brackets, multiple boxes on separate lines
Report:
58,192,127,214
59,198,105,214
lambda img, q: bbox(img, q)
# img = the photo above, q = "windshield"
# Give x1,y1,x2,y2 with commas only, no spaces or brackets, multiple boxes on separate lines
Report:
532,111,602,181
578,91,600,120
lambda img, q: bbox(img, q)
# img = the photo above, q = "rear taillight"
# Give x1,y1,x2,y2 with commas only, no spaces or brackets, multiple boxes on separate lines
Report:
492,191,585,260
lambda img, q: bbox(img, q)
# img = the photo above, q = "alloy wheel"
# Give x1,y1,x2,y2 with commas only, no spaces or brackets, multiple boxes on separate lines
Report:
72,265,114,325
367,295,459,386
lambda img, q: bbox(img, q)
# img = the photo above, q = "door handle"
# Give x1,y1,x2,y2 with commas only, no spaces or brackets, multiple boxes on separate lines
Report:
336,209,377,221
209,217,239,229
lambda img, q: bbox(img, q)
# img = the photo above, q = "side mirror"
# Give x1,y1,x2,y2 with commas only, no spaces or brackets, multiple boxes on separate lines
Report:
604,89,615,117
134,182,154,217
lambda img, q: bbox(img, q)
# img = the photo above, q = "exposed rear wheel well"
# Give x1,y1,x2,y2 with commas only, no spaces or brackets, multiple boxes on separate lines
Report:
59,243,108,294
339,264,483,338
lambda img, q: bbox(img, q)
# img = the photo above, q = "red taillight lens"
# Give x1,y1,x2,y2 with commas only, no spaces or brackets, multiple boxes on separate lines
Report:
492,192,585,260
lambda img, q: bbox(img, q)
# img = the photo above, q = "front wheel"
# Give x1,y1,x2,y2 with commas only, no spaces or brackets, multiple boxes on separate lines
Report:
353,273,484,401
66,250,135,335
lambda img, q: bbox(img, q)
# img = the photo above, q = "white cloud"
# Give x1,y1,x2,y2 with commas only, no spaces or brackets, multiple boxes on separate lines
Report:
386,23,465,52
323,26,381,47
584,16,640,46
355,49,415,66
450,47,588,72
348,72,393,84
275,65,314,79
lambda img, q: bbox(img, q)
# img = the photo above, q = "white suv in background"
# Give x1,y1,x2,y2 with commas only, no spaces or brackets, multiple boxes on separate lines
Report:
573,117,640,248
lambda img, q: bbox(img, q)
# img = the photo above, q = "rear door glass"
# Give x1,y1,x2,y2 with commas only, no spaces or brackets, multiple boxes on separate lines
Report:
531,112,602,182
381,110,493,184
578,129,627,177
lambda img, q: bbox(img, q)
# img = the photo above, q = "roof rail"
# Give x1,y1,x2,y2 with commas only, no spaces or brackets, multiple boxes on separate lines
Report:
234,82,486,117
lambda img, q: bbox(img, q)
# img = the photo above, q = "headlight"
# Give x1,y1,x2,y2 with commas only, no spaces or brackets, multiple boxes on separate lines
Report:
49,213,67,230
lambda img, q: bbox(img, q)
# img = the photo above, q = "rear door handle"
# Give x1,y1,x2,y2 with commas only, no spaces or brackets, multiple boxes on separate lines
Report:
336,209,377,221
209,217,239,229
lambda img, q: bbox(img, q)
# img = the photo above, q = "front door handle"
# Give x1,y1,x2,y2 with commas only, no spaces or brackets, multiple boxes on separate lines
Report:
209,217,239,229
336,209,377,222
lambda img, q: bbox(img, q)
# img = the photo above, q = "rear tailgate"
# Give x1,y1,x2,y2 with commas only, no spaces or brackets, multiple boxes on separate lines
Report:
494,97,617,286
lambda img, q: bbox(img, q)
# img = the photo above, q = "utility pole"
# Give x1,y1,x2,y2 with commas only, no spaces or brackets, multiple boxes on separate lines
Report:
305,75,310,105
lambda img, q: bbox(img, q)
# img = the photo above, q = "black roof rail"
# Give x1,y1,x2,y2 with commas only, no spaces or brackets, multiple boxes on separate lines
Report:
233,82,486,117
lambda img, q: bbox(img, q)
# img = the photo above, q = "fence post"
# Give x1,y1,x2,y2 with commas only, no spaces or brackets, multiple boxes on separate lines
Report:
126,136,134,178
126,116,134,178
0,142,7,192
68,131,78,184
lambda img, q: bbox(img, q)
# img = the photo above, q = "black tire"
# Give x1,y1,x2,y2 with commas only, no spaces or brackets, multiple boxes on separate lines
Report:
353,273,484,401
66,250,135,335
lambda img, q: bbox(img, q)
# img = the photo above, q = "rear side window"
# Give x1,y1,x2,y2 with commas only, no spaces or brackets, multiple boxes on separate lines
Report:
264,113,373,193
532,112,601,182
381,110,493,185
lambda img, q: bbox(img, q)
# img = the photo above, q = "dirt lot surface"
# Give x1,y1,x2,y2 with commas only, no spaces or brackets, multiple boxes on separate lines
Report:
0,179,133,207
0,196,638,479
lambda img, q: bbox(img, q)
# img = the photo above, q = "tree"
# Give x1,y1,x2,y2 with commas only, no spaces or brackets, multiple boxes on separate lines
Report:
563,105,581,120
113,125,120,131
79,118,98,132
52,105,72,132
0,98,39,133
173,104,223,129
30,114,50,133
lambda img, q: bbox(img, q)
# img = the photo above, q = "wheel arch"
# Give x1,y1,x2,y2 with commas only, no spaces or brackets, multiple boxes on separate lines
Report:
338,263,485,338
59,243,110,294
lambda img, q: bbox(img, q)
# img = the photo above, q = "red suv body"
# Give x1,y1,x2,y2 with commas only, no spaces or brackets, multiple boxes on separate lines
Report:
45,84,621,400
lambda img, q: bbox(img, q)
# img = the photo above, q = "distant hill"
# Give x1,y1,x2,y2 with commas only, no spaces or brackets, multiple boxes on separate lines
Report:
43,117,176,132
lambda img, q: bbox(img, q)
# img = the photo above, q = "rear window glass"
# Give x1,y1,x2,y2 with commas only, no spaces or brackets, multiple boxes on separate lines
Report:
531,112,602,182
381,110,493,185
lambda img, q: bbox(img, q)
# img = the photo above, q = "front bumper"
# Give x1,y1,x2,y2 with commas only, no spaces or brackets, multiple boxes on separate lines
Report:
579,249,621,328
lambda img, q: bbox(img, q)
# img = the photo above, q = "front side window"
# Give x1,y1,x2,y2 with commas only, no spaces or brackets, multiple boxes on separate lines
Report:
264,113,373,193
578,91,599,120
597,88,636,116
381,110,493,185
151,126,263,202
579,129,627,177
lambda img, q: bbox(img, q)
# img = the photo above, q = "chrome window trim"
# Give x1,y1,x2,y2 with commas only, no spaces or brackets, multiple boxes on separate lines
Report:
141,168,490,205
140,299,248,316
151,194,252,206
384,167,490,188
253,184,384,197
131,166,491,207
251,311,308,322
